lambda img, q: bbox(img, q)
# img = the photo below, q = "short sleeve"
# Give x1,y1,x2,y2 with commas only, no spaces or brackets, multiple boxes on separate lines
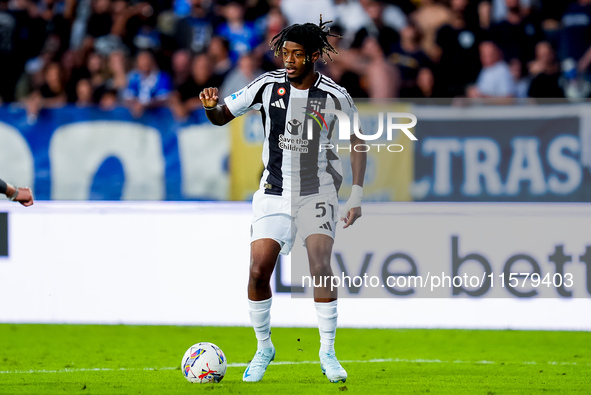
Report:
342,92,358,136
325,88,358,137
223,75,266,117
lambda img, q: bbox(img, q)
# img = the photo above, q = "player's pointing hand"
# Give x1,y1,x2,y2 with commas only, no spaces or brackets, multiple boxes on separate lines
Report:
199,87,219,109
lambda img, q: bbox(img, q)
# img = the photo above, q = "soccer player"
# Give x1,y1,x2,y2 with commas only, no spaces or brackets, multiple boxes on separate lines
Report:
199,16,366,383
0,178,34,206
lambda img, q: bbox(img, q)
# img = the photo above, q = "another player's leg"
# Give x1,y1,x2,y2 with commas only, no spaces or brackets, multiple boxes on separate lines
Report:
243,238,281,382
306,234,348,383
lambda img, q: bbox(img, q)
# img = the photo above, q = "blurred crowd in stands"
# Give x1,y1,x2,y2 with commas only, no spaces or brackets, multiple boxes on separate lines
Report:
1,0,590,119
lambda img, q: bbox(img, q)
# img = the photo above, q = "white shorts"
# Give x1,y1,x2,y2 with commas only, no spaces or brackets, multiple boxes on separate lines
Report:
250,189,339,255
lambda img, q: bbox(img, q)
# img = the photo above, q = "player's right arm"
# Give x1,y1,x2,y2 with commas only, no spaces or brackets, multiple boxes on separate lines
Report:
199,87,235,126
0,178,34,207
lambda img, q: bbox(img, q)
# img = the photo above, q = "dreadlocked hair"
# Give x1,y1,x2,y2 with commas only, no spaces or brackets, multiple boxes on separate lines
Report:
269,14,341,64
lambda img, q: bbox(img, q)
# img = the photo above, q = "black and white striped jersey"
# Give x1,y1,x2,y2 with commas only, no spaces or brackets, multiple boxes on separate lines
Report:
224,69,356,198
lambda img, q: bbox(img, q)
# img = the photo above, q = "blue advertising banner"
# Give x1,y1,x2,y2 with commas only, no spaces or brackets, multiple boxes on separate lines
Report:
0,106,230,200
2,103,591,202
413,105,591,202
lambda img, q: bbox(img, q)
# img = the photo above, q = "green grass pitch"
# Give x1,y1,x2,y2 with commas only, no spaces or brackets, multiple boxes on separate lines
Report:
0,324,589,394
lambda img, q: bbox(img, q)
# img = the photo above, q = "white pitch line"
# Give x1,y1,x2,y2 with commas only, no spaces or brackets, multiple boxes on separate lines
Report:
0,358,588,375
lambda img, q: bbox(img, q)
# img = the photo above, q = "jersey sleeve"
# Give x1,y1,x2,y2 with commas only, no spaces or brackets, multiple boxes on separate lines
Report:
325,86,358,137
340,90,358,136
223,74,266,117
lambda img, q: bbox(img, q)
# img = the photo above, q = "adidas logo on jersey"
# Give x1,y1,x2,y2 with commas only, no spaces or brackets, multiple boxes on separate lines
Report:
271,98,286,109
319,222,333,231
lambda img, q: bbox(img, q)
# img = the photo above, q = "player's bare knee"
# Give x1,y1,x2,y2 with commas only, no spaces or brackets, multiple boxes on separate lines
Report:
249,264,273,287
309,261,333,278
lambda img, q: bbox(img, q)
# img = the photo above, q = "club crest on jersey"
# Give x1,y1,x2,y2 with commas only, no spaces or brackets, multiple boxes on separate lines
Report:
308,99,322,112
277,87,286,96
304,107,328,133
287,119,302,135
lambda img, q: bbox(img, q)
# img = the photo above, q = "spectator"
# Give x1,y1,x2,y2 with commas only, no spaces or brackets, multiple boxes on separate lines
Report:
527,41,564,98
215,1,261,64
219,53,263,99
16,34,62,101
105,49,128,95
80,0,127,58
416,66,437,98
351,0,401,56
558,0,591,63
334,0,371,45
388,23,431,97
489,0,544,64
61,49,82,103
173,0,191,17
2,0,582,107
174,0,214,53
537,0,571,35
402,65,440,99
86,51,107,90
376,0,410,33
171,48,192,88
359,36,399,99
109,0,160,54
0,0,31,103
316,24,369,98
508,58,529,98
98,87,119,110
208,36,232,85
69,0,93,50
25,61,67,122
37,61,68,107
254,6,286,72
36,0,73,54
479,0,534,26
170,52,225,119
85,0,112,41
467,40,516,98
411,0,452,61
123,49,172,117
243,0,275,24
75,78,94,106
335,33,399,99
91,48,127,105
434,0,482,97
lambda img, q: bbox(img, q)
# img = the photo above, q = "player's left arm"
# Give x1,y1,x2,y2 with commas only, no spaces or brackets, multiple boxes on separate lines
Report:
341,133,366,228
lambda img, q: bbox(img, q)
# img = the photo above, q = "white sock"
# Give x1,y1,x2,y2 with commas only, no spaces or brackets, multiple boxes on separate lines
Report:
248,297,273,349
315,300,338,353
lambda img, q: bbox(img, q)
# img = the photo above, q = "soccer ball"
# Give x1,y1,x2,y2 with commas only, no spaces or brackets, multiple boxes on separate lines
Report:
181,342,227,383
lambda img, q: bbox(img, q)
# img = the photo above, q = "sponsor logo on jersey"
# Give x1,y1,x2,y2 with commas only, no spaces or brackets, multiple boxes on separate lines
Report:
287,119,302,135
271,98,286,109
278,134,309,153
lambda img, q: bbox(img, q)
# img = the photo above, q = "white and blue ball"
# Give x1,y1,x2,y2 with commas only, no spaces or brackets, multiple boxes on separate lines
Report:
181,342,227,383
